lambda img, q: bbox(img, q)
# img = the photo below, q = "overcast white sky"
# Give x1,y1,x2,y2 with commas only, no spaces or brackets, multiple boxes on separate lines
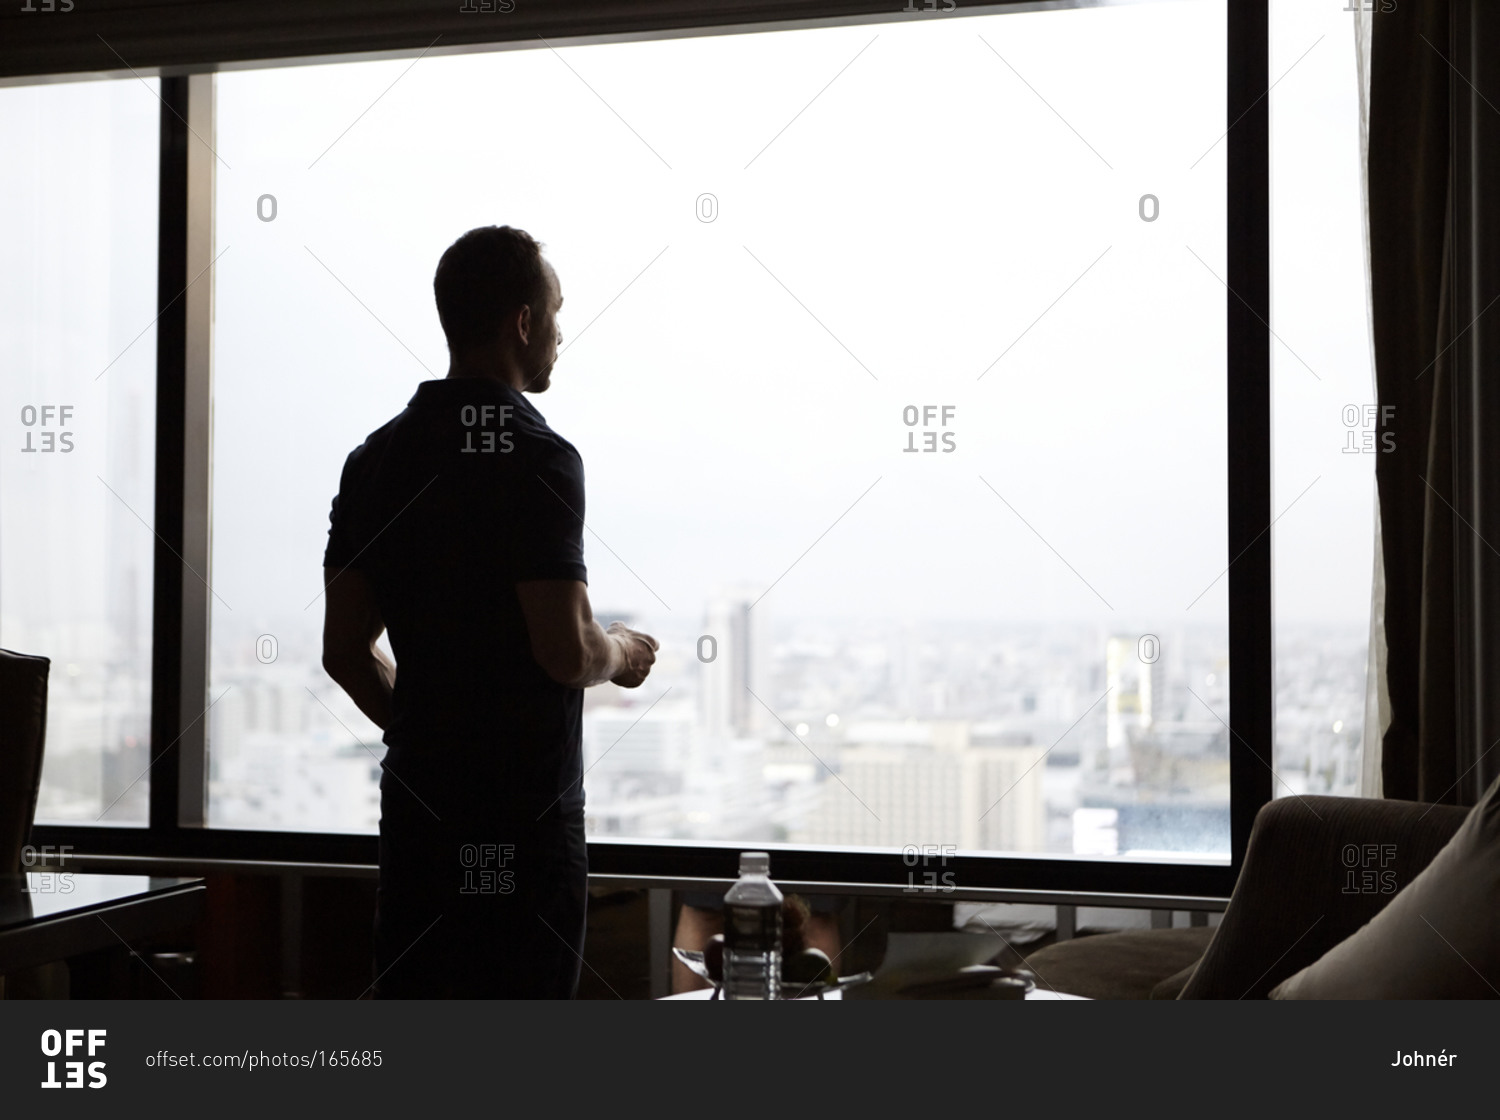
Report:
210,0,1239,650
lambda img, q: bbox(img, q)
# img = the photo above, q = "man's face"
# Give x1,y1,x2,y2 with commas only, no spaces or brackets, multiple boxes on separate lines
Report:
524,264,563,393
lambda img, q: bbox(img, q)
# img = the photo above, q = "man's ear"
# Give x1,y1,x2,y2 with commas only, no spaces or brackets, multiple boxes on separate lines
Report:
514,303,533,346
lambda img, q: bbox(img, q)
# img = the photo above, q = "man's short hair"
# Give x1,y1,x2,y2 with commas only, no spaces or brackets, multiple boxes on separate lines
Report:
433,225,549,352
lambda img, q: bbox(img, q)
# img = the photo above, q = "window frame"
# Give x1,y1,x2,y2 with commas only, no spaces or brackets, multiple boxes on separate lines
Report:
30,0,1272,903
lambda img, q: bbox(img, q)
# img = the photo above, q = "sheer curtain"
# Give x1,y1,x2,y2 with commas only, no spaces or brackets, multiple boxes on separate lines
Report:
1354,6,1387,799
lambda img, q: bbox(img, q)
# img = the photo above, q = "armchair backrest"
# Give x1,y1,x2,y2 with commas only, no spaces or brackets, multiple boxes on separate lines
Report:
1178,792,1469,998
0,648,51,876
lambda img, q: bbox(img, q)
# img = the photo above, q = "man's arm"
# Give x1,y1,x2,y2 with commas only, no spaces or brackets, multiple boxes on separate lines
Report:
321,565,395,729
516,579,657,689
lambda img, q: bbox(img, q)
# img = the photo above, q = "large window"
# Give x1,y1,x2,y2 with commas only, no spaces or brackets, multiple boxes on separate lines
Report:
207,0,1238,861
0,78,159,825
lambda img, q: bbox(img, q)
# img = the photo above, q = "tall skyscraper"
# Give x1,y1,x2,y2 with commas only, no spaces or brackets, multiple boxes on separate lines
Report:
699,586,769,740
1104,634,1164,782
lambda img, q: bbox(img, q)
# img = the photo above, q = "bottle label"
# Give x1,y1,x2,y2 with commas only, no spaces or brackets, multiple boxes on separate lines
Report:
724,904,782,950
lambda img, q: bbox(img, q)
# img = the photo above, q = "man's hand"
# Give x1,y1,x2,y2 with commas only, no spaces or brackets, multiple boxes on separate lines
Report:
607,621,658,688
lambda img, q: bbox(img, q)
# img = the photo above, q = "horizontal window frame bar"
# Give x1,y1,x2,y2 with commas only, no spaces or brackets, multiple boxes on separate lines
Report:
21,849,1232,911
30,824,1239,899
0,0,1089,84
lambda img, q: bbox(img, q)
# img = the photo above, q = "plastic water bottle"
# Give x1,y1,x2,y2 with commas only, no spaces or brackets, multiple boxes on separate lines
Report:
722,851,783,1000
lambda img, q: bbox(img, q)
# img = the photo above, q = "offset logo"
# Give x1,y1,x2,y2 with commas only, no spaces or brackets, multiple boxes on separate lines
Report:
459,843,515,895
21,844,75,895
902,405,957,454
902,844,956,892
19,405,75,453
459,404,514,453
40,1029,107,1089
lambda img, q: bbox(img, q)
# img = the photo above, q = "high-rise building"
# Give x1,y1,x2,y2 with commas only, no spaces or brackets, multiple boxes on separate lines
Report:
699,586,768,740
1104,634,1165,781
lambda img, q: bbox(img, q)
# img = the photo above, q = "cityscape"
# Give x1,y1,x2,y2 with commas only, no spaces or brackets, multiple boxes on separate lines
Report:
19,596,1367,858
184,594,1363,859
5,356,1371,852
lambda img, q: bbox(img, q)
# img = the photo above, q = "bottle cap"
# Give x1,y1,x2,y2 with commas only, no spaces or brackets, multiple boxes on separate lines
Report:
739,851,770,876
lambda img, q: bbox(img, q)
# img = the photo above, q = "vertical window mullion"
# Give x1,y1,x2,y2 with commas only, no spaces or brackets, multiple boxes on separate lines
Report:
149,72,215,832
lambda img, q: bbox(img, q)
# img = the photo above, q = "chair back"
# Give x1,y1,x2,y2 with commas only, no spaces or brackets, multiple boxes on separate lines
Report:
0,649,51,876
1179,792,1471,998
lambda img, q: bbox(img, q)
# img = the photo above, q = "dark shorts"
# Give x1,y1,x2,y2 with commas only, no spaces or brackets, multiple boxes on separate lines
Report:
373,774,588,999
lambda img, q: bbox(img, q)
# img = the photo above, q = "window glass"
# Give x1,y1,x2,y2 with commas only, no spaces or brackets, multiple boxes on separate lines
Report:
1269,1,1375,799
210,2,1233,858
0,78,159,824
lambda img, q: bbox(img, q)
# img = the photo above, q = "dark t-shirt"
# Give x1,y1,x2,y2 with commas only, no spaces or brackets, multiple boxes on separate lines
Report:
324,378,587,820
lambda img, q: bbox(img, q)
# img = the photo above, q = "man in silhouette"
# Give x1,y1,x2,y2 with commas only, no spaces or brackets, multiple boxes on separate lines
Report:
322,225,658,998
